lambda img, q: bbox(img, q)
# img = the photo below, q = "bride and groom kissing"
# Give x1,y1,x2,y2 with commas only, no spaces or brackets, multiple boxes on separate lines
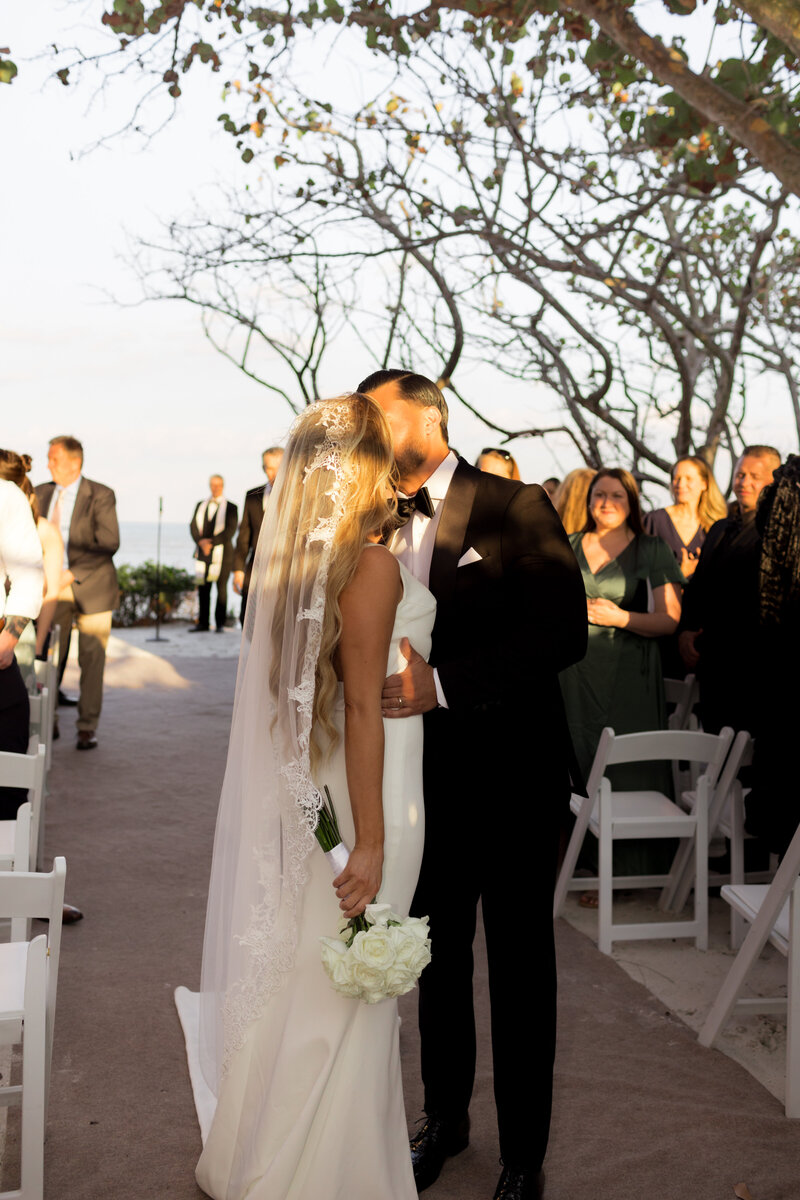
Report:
191,371,587,1200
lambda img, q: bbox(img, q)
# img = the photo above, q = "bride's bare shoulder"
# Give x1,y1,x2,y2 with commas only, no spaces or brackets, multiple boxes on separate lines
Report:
343,544,401,600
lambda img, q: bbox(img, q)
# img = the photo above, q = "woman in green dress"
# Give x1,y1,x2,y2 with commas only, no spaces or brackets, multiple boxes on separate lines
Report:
560,468,685,881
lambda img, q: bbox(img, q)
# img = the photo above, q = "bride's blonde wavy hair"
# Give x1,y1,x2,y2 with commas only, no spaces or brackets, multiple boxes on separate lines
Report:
265,394,398,764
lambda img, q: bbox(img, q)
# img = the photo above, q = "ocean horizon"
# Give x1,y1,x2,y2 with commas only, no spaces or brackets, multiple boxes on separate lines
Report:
118,522,197,574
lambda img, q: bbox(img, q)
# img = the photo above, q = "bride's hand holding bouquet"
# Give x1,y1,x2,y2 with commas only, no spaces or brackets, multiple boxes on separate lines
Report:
333,841,383,920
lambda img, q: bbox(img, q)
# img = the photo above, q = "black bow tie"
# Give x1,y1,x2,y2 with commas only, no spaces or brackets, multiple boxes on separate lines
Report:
396,487,435,523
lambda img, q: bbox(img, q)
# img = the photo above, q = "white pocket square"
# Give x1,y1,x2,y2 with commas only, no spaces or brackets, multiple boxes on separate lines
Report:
457,547,483,568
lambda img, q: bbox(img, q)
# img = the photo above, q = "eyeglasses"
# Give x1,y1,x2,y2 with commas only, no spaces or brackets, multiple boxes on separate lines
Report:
480,447,512,460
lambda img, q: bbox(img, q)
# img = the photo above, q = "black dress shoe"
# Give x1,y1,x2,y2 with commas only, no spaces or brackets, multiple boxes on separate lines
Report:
410,1114,470,1192
62,904,84,924
76,731,98,750
188,625,210,633
493,1166,545,1200
58,689,79,706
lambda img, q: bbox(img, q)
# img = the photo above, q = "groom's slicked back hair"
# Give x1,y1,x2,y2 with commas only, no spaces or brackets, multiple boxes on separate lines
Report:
357,369,449,444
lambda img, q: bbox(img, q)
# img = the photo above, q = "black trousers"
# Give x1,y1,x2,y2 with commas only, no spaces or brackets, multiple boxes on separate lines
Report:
197,566,231,630
0,658,31,820
413,707,565,1171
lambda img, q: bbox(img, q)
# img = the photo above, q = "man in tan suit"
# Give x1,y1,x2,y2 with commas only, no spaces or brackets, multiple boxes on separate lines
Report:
35,436,120,751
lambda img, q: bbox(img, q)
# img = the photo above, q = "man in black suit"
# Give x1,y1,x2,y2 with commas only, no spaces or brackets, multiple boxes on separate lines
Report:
36,436,120,751
360,370,586,1200
190,475,238,633
232,446,284,625
679,444,781,736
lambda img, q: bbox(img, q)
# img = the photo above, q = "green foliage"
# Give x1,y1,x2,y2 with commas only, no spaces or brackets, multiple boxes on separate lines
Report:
0,58,18,85
76,0,800,193
114,560,196,626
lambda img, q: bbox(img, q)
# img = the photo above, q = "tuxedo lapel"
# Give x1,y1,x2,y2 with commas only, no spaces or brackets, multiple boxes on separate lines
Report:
428,459,479,611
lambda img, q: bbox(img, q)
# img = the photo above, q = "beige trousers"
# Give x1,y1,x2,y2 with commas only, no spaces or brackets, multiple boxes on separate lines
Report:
54,586,112,733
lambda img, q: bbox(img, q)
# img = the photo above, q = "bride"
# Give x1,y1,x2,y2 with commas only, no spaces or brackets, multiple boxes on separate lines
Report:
195,393,435,1200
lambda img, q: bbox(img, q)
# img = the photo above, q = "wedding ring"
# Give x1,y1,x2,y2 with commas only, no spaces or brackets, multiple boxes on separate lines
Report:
398,697,404,708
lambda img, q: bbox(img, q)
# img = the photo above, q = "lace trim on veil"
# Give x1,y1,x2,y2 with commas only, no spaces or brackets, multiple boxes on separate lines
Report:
220,400,355,1074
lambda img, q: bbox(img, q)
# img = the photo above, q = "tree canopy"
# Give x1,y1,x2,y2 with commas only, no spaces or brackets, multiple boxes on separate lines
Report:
33,1,800,196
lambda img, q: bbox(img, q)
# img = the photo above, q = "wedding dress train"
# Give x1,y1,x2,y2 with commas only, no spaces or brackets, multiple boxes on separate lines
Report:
195,561,435,1200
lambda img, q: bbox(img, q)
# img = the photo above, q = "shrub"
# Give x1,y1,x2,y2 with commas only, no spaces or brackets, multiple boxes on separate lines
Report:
113,560,196,627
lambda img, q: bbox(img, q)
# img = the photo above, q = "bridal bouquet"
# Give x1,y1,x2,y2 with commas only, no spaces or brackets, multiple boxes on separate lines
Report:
314,787,432,1004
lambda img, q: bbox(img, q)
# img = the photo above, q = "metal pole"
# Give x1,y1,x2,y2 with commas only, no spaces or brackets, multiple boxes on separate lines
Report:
147,496,169,643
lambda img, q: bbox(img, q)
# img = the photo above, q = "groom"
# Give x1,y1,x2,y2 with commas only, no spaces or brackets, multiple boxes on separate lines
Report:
360,370,586,1200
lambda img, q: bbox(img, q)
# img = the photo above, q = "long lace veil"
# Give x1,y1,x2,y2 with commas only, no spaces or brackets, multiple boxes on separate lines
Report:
198,398,361,1095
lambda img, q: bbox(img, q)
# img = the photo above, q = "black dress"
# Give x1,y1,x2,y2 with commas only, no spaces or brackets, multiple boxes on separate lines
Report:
644,508,706,679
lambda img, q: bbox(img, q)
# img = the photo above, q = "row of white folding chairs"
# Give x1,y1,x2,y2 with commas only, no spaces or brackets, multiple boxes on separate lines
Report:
0,859,67,1199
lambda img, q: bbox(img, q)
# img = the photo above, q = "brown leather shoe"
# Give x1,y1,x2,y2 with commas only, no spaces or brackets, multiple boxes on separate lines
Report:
63,904,84,924
76,731,98,750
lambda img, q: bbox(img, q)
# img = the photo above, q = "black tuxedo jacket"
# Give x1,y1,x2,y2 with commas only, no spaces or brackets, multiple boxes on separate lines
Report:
422,459,586,801
233,486,267,587
35,478,119,614
190,500,238,571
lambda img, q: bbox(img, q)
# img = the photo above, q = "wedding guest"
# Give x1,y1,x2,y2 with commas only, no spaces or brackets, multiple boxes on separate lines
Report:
553,467,597,534
0,451,65,662
745,454,800,855
362,369,586,1200
644,457,727,578
475,446,521,480
542,476,560,500
0,479,43,818
559,468,684,883
644,457,728,677
190,476,238,633
35,436,120,752
679,445,781,736
232,446,284,625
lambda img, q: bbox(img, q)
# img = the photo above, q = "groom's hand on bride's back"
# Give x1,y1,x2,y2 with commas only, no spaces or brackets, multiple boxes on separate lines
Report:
382,637,438,718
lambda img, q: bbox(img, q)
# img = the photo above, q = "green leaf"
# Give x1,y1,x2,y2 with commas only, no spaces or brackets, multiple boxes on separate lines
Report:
242,147,254,163
0,59,18,84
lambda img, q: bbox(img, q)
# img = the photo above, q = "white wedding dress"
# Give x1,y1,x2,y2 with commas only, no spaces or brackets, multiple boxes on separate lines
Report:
196,559,436,1200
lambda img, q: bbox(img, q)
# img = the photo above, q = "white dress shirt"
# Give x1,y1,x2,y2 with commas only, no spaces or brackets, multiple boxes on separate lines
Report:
49,475,82,570
262,481,272,512
389,451,459,707
390,451,459,585
0,480,44,622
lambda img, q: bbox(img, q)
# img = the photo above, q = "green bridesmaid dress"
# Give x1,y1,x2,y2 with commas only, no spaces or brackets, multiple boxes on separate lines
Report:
560,532,685,876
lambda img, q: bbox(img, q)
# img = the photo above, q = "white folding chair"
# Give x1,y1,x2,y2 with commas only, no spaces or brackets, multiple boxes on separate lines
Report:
27,690,49,756
659,731,764,914
0,745,46,874
554,726,733,954
664,674,700,796
33,660,57,774
699,819,800,1118
0,858,67,1199
664,674,699,731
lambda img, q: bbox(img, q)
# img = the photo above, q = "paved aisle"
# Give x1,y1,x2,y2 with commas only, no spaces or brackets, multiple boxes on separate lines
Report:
3,653,799,1199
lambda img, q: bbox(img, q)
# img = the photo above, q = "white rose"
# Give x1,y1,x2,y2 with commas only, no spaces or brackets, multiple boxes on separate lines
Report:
401,915,430,942
320,937,360,997
350,927,397,971
383,963,416,997
364,903,397,927
350,960,387,998
392,928,431,973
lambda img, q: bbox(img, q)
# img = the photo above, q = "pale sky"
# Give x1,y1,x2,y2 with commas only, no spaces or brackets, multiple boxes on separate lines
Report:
2,4,795,522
